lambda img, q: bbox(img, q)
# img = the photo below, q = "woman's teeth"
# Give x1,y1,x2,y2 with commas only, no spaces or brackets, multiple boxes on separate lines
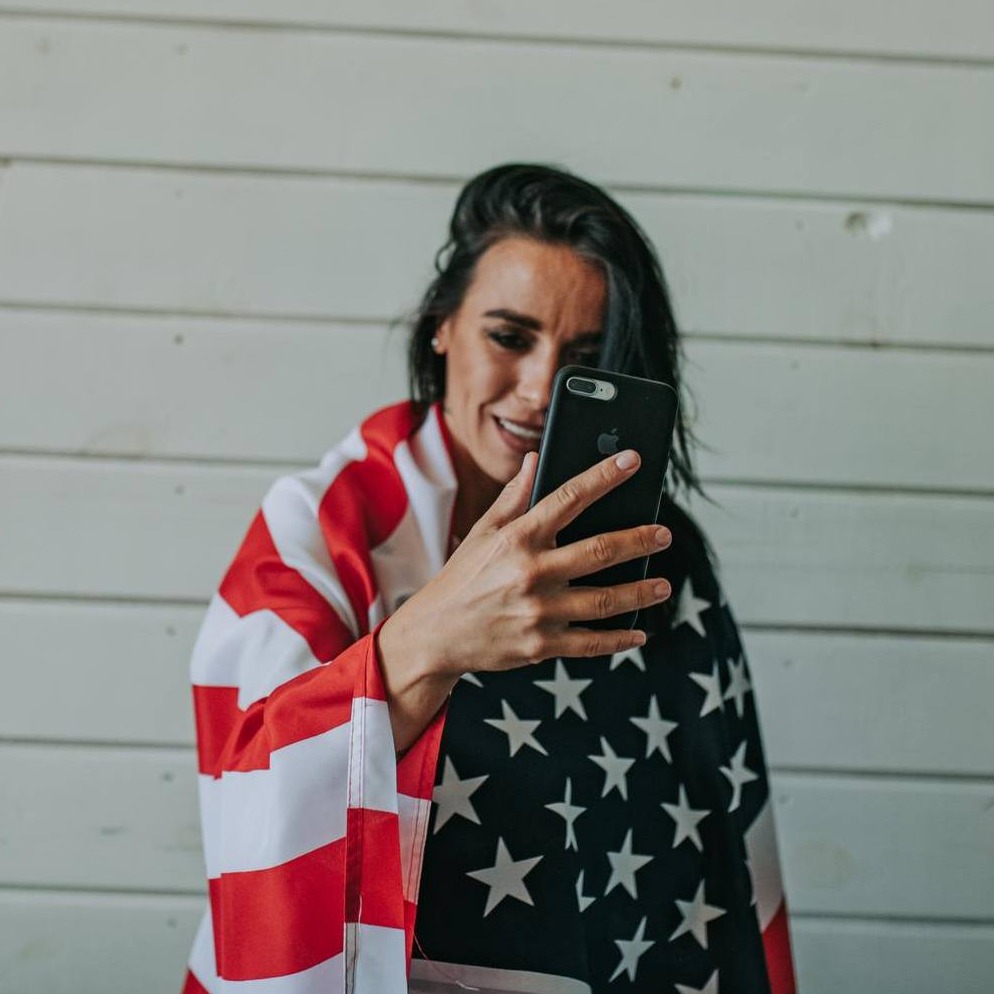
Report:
497,418,542,440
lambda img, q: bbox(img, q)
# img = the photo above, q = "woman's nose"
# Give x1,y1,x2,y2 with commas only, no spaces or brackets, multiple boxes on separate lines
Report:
516,353,559,411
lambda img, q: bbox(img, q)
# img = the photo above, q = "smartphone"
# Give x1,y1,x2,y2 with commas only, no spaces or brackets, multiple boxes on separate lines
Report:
528,366,679,630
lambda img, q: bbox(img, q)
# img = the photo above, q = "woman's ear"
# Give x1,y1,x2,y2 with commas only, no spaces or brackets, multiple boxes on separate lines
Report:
433,318,452,355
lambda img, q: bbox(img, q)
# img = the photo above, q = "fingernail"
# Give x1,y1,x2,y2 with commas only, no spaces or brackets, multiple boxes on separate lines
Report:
633,630,647,645
615,450,639,471
653,579,671,599
654,526,672,549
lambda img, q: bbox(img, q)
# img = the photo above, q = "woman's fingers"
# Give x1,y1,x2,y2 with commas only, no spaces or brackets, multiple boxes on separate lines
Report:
542,523,671,583
473,451,538,533
547,575,672,625
544,624,650,662
522,450,641,542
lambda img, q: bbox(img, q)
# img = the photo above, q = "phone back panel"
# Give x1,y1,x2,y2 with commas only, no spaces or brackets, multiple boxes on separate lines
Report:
528,366,679,629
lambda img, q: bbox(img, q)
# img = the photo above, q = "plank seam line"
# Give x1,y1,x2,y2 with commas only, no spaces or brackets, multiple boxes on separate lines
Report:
5,448,994,501
3,155,994,213
739,622,994,645
792,911,994,929
0,736,195,754
3,301,993,357
0,6,991,69
770,766,994,787
0,882,205,899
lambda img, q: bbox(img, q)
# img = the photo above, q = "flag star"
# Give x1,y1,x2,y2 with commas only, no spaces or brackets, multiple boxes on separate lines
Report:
535,659,591,719
723,656,752,718
610,916,654,983
690,662,725,717
670,881,726,950
588,736,635,801
671,577,711,637
467,838,543,917
609,645,646,671
485,700,548,757
461,672,483,687
720,741,759,812
575,869,596,912
432,758,488,834
545,778,585,851
629,695,678,761
605,829,654,899
677,969,720,994
661,785,710,852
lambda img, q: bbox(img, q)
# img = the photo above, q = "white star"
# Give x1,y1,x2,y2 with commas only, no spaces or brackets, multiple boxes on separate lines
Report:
545,778,585,850
610,916,654,982
661,785,710,852
432,758,488,833
575,869,596,912
672,577,711,637
690,662,724,717
629,695,678,761
605,829,654,899
723,655,752,718
467,837,543,917
720,741,759,812
485,700,547,757
588,736,635,800
670,881,726,950
461,672,483,687
677,969,720,994
609,645,646,671
535,659,591,719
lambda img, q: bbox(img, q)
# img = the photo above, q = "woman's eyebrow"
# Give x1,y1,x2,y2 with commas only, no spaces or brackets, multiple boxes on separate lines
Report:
483,307,542,330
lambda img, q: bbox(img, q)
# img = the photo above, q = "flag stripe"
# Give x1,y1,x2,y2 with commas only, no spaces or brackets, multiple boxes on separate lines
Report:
761,901,796,994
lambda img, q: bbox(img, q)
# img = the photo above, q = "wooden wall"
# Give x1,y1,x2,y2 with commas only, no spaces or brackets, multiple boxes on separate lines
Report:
1,3,991,991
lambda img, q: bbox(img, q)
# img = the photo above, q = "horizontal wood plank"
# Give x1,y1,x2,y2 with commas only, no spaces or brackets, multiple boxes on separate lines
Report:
4,307,992,488
3,745,992,919
5,0,993,62
5,601,992,779
1,165,992,347
2,20,992,202
2,457,991,633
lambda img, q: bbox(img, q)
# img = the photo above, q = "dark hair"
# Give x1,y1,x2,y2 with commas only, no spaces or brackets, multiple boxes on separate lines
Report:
408,162,703,500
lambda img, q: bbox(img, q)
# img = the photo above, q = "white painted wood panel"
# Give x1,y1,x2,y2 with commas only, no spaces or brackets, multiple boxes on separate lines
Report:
3,457,991,632
3,890,992,994
2,166,990,349
7,0,993,61
3,745,992,919
0,889,201,994
748,632,994,776
791,917,994,994
0,600,196,745
6,601,991,778
2,20,992,202
5,309,992,488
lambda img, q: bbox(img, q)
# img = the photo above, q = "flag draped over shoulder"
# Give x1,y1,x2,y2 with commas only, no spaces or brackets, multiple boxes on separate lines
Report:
182,400,795,994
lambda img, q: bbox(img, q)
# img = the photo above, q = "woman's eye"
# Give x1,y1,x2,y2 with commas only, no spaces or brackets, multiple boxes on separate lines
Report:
487,328,529,351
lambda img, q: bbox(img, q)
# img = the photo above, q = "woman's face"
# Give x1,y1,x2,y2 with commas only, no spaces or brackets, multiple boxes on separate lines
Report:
435,236,607,490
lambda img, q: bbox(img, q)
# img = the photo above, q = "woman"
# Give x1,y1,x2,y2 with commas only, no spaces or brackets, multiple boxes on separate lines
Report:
183,165,795,994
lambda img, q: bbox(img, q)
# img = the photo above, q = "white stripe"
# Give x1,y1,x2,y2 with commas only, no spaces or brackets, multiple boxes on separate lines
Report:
349,923,408,994
191,595,325,708
348,695,398,814
409,959,591,993
398,792,433,904
220,954,345,994
745,797,786,930
188,908,218,993
261,427,368,640
200,723,351,877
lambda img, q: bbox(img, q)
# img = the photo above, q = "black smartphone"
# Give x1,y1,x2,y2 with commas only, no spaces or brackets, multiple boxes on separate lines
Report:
528,365,679,630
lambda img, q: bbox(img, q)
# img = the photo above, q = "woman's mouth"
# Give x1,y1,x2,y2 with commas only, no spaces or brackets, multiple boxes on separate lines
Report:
493,415,543,452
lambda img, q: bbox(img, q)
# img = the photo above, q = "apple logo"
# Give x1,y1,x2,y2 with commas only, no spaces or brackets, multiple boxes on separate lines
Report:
597,428,621,455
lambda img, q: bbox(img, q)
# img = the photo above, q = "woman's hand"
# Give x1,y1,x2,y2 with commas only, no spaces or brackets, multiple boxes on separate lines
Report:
377,449,672,750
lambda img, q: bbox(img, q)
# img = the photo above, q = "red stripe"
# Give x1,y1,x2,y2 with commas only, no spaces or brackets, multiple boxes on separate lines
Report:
219,510,355,663
319,406,417,634
762,901,797,994
192,684,240,777
209,837,346,980
344,807,406,930
180,969,210,994
195,636,371,776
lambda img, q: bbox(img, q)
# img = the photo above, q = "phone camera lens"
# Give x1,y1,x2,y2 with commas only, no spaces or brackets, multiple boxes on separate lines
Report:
566,377,597,395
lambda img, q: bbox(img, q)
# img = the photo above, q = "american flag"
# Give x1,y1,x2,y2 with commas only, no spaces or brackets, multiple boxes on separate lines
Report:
182,401,794,994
